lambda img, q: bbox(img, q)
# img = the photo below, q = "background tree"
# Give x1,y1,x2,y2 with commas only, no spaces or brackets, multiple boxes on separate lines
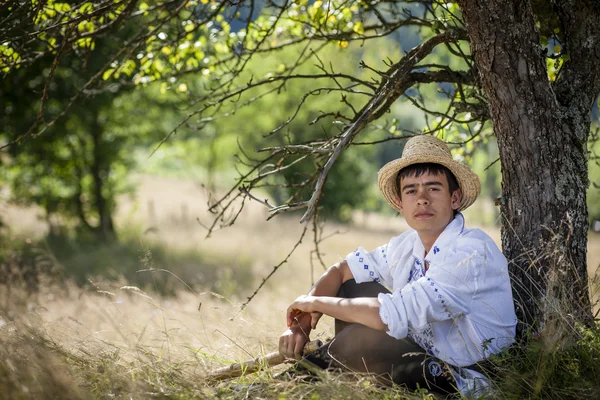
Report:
1,22,191,241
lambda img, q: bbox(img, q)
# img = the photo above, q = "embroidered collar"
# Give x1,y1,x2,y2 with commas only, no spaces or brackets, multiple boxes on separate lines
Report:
412,213,466,271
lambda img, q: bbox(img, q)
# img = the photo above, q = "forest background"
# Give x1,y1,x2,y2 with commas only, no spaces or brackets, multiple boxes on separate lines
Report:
2,1,600,399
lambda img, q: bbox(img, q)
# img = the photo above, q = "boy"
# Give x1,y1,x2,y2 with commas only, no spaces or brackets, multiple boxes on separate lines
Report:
279,135,517,395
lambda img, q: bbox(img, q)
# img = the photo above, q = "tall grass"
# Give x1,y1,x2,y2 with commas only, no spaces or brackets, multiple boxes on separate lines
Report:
2,176,600,399
489,264,600,399
42,229,255,298
2,238,600,399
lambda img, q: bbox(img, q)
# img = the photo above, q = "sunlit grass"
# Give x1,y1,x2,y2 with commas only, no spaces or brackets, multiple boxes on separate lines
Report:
0,276,446,400
2,175,600,399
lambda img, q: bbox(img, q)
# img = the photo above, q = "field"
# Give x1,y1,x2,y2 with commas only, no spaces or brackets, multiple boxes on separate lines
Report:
2,175,600,399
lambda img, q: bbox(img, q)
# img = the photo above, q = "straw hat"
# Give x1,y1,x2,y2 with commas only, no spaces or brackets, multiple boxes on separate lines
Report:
378,135,481,213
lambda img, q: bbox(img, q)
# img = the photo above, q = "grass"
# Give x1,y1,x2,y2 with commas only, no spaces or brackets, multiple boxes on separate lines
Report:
0,302,444,400
2,175,600,399
2,275,600,399
43,229,255,299
491,324,600,399
0,277,425,399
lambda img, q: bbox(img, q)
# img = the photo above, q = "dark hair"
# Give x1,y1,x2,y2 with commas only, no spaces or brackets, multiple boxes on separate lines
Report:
396,163,460,198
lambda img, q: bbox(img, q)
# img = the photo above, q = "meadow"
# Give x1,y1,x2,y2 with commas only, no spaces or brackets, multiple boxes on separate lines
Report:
2,175,600,399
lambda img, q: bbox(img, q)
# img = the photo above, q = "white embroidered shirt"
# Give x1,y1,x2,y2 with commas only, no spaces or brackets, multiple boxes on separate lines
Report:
345,213,517,394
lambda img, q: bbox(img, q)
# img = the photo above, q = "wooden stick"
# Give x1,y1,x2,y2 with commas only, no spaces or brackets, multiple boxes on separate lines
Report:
206,339,323,381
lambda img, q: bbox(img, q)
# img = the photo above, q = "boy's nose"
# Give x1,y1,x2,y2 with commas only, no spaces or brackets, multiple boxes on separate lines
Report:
417,196,430,205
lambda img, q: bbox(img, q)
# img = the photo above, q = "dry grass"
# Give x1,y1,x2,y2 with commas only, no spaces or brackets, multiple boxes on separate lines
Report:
2,175,600,398
0,281,429,399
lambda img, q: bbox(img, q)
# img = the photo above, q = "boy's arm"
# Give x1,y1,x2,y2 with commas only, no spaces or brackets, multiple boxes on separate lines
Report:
279,261,354,359
287,295,387,332
308,260,354,296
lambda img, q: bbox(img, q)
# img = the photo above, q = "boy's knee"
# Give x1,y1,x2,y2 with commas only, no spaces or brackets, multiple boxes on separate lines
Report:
337,279,388,299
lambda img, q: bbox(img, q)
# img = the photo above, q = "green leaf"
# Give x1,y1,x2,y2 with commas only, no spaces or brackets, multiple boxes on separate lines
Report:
79,2,94,13
102,68,114,80
353,21,364,35
186,58,199,69
54,2,71,12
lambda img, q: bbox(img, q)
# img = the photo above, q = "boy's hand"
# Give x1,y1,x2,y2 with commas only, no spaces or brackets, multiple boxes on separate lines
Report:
279,311,312,359
286,295,323,328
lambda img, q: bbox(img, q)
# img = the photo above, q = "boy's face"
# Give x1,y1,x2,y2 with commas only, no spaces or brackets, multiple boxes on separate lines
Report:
398,171,462,239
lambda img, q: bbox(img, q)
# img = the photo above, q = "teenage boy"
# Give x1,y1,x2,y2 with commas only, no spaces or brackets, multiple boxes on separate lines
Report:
279,135,517,395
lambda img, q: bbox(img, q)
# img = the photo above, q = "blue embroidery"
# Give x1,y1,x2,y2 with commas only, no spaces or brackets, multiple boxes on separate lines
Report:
410,324,437,357
404,217,465,362
407,256,440,356
428,361,442,376
359,257,363,262
413,257,427,274
369,271,374,277
355,252,360,256
364,264,369,270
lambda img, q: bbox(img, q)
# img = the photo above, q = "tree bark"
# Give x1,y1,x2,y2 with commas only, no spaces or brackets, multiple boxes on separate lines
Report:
457,0,600,335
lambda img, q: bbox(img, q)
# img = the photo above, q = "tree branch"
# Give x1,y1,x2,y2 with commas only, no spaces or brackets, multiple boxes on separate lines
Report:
299,28,468,223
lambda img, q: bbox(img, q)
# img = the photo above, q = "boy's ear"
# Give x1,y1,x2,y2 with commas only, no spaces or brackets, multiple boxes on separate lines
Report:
451,189,462,210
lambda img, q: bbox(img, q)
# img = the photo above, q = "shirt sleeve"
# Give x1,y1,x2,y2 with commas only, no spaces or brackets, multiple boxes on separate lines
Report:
377,260,473,340
345,244,391,287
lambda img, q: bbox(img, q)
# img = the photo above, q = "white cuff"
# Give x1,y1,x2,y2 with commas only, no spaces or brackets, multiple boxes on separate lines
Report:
378,292,408,339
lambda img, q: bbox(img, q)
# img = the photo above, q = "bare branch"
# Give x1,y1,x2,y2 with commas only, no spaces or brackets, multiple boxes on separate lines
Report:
299,28,468,223
239,222,310,310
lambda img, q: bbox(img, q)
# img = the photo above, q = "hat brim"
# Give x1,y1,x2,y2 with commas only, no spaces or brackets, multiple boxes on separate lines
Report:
378,155,481,213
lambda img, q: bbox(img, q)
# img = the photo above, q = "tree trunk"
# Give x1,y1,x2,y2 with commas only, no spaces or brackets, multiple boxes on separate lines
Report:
66,138,94,233
90,121,116,241
457,0,600,335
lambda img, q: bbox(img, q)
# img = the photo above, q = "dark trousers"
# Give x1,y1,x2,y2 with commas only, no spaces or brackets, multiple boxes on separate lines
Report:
305,280,456,394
